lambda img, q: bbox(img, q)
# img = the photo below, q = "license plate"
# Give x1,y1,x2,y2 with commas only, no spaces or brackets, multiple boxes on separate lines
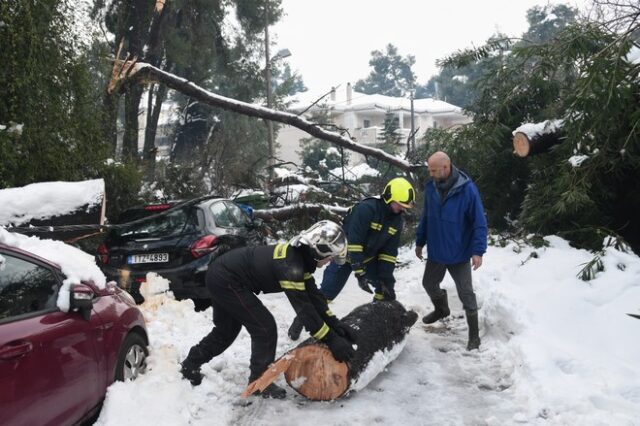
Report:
128,253,169,264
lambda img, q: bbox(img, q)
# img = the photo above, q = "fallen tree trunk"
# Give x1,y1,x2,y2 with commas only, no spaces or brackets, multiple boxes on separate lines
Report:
242,300,418,401
254,203,349,223
512,119,565,157
108,60,414,172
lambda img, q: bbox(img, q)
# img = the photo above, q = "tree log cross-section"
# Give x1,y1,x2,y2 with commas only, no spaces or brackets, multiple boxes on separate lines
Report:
242,300,418,401
512,119,565,157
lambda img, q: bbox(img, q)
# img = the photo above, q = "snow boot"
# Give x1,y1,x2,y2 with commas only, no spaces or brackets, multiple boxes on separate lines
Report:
422,290,450,324
288,315,304,341
180,361,204,386
255,383,287,399
466,311,481,351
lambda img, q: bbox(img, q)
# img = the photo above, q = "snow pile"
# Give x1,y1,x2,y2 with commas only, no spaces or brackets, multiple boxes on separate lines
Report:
513,119,563,139
0,179,105,226
329,163,380,181
92,236,640,425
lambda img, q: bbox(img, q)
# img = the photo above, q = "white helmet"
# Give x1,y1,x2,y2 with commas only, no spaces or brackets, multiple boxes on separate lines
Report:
290,220,348,265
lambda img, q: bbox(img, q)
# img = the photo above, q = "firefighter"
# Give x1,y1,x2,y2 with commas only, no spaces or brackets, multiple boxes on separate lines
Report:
288,177,416,340
180,220,357,399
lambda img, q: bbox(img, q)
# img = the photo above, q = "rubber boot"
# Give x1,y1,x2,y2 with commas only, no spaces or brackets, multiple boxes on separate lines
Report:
466,311,481,351
255,383,287,399
422,290,451,324
248,372,287,399
288,315,304,341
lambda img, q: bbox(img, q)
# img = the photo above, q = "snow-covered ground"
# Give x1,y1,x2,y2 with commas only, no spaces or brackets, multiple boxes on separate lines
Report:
93,236,640,426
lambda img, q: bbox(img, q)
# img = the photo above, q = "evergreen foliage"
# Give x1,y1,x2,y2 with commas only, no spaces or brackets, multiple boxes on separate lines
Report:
0,0,109,188
354,44,416,97
422,4,640,252
299,109,350,179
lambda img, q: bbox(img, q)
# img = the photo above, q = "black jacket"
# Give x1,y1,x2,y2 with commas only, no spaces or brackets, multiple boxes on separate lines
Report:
206,244,338,340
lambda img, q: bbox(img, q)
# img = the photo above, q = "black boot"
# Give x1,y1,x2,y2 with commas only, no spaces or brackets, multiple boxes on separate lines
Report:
422,290,450,324
256,383,287,399
180,361,204,386
288,315,304,341
466,311,481,351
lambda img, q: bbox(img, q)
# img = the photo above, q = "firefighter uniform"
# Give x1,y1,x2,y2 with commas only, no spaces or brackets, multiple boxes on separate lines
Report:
182,243,340,382
321,196,404,301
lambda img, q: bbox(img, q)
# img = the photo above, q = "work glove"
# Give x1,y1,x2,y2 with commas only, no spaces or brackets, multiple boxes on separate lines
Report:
356,275,374,294
325,330,355,362
331,320,357,343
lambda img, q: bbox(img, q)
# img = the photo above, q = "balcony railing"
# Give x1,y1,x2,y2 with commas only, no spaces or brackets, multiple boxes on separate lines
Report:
353,127,411,145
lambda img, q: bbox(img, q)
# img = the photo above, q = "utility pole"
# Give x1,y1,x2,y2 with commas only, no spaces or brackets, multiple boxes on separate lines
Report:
410,90,416,152
264,2,274,179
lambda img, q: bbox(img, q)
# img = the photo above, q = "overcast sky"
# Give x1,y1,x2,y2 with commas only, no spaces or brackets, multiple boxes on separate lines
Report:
272,0,586,94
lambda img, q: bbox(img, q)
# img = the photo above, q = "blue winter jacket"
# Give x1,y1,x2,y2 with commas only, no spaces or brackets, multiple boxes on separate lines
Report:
415,170,487,264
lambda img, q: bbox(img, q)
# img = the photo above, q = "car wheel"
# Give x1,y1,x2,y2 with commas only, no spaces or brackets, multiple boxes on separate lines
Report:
115,333,148,382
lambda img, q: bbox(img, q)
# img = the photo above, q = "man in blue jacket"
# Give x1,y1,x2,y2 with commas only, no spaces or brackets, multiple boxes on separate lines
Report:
288,177,416,340
415,151,487,350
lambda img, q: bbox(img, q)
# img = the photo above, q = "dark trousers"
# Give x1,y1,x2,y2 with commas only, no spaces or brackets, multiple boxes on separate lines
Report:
422,259,478,313
319,260,386,300
185,282,277,381
319,261,353,301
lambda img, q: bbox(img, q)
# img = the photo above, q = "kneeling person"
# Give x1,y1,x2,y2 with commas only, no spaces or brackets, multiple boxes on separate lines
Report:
180,220,357,399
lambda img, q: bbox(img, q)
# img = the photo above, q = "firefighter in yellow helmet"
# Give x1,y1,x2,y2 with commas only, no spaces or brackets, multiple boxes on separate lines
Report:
289,177,415,340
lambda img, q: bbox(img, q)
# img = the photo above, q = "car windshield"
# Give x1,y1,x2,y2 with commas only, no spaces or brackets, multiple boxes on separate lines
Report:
114,207,197,239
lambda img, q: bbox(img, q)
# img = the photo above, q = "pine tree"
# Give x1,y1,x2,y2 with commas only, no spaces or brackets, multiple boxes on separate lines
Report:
354,44,416,97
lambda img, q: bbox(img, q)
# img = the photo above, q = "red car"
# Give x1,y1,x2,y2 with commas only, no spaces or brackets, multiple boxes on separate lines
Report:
0,242,149,426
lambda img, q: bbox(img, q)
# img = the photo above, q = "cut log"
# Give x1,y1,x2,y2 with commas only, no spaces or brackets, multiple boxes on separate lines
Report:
512,120,564,157
242,300,418,401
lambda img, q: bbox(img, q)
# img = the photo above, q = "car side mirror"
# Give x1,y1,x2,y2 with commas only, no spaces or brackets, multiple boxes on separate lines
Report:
70,283,94,321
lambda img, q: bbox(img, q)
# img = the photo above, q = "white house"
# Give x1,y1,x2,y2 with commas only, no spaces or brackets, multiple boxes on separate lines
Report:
277,83,471,165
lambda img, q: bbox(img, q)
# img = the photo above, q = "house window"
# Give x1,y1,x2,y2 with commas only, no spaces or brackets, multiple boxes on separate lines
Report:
363,119,371,128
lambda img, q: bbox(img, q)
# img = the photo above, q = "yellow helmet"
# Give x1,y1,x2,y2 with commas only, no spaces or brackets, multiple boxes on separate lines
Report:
382,177,415,208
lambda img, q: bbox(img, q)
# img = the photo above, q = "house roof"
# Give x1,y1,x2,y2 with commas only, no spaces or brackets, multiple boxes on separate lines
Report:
287,87,463,115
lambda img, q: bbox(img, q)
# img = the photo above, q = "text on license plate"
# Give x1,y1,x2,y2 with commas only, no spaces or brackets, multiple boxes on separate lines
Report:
128,253,169,264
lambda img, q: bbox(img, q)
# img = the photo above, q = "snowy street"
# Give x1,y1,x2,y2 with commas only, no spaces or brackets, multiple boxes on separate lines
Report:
95,238,640,426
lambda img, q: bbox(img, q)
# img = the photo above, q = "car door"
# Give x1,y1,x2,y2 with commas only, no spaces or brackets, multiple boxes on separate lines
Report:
0,251,102,426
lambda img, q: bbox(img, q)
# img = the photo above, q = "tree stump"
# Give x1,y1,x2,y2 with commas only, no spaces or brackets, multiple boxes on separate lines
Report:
242,300,418,401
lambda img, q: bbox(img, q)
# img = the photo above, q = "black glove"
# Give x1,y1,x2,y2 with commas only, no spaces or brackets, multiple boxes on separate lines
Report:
356,275,374,294
325,330,355,362
331,320,357,343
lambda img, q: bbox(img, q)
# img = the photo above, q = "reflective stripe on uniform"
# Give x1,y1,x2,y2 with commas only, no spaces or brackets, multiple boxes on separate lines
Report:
348,244,363,252
313,323,330,340
273,243,289,259
354,268,365,275
388,227,397,235
279,280,305,291
325,308,335,317
374,292,385,300
378,254,396,263
370,222,382,231
304,272,313,280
